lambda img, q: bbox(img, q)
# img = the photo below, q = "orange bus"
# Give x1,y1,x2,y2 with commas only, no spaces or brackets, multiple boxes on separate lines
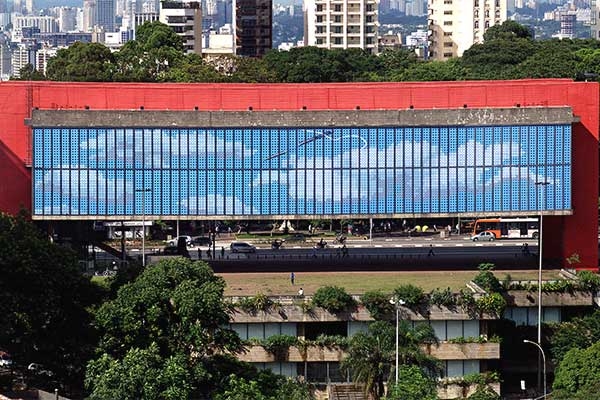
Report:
472,218,539,240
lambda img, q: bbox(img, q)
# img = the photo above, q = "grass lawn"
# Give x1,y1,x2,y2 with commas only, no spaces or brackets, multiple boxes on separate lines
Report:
220,269,564,297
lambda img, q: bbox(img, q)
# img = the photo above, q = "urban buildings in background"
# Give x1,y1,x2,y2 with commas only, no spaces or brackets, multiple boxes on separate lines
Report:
427,0,508,60
0,0,595,78
303,0,379,54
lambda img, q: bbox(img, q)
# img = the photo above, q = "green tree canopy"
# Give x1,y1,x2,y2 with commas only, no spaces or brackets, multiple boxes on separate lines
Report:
483,20,533,41
86,258,243,399
384,365,437,400
0,212,103,393
550,310,600,363
115,21,185,82
45,42,115,81
553,341,600,399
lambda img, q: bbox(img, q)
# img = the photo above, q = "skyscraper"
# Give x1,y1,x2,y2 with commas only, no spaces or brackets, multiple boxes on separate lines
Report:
96,0,115,31
428,0,507,60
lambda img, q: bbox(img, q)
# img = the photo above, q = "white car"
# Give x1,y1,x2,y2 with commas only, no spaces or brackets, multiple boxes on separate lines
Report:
166,236,192,247
470,231,496,242
230,242,257,253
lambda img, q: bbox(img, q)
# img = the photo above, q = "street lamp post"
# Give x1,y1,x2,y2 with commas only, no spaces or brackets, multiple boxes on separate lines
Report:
136,188,151,267
535,180,549,393
524,339,547,398
389,296,406,384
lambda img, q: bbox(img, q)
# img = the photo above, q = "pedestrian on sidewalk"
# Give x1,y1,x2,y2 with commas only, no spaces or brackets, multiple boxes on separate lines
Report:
290,272,295,285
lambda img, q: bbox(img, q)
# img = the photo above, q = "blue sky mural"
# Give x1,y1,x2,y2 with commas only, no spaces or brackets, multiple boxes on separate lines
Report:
32,125,571,217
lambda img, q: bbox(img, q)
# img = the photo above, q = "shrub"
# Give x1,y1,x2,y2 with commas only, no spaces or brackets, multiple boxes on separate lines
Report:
237,292,275,314
360,290,394,319
393,284,426,309
429,287,457,308
261,334,299,354
475,293,507,317
473,263,502,293
577,270,600,292
312,286,356,313
312,334,350,349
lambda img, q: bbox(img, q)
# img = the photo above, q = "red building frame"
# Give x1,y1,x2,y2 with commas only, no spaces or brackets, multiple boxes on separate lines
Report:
0,79,597,268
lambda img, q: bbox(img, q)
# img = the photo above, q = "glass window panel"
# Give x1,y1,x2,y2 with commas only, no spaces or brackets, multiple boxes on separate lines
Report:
446,320,463,339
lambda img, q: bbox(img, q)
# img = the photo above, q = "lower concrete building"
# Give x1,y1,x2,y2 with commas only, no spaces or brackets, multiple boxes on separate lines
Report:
226,277,596,398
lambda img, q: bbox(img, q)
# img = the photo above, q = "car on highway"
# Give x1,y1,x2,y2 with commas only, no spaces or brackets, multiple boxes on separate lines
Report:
166,235,192,247
470,231,496,242
230,242,257,253
192,236,212,247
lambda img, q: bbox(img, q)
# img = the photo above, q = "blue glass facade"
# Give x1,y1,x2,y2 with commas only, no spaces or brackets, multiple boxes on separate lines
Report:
32,125,572,217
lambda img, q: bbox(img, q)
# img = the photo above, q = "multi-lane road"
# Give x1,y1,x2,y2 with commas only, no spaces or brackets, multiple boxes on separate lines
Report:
139,235,543,272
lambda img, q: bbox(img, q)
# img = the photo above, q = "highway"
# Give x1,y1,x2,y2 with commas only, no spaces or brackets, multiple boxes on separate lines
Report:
136,235,544,272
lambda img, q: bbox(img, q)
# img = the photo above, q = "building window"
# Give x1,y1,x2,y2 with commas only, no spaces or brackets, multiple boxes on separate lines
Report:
366,4,373,11
334,37,342,44
474,20,479,28
444,10,452,14
316,16,323,22
444,31,452,36
334,15,342,22
334,4,342,11
444,41,453,47
443,21,452,25
333,26,342,33
444,0,452,3
443,52,453,57
316,4,323,11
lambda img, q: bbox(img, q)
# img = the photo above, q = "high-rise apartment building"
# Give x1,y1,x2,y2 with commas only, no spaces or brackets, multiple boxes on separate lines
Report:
234,0,272,57
96,0,115,31
83,0,97,32
428,0,507,60
159,1,202,54
303,0,379,54
591,0,600,39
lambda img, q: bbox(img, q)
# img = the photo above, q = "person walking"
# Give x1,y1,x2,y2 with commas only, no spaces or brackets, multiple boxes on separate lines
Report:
290,272,295,285
298,287,304,297
428,244,435,256
220,246,225,258
198,247,202,259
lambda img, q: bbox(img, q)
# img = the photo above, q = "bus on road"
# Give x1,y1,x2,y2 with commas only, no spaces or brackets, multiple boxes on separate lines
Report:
472,218,539,240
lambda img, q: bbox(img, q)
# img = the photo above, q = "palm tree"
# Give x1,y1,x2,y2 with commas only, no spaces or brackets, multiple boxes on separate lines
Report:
341,320,440,400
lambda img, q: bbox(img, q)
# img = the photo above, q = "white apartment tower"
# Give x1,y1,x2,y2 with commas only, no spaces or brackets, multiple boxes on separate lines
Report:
428,0,507,60
159,1,202,54
304,0,379,54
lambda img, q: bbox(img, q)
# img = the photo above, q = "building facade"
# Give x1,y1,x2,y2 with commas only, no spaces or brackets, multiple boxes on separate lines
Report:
234,0,272,57
427,0,507,60
159,1,202,54
304,0,379,54
0,80,598,269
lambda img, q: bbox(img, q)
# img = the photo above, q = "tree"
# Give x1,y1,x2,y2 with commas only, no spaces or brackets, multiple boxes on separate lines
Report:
341,320,439,400
215,372,314,400
384,365,437,400
0,211,103,394
550,310,600,363
86,258,243,399
553,341,600,399
45,42,115,81
115,21,185,82
483,20,533,41
164,53,224,82
15,64,46,80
